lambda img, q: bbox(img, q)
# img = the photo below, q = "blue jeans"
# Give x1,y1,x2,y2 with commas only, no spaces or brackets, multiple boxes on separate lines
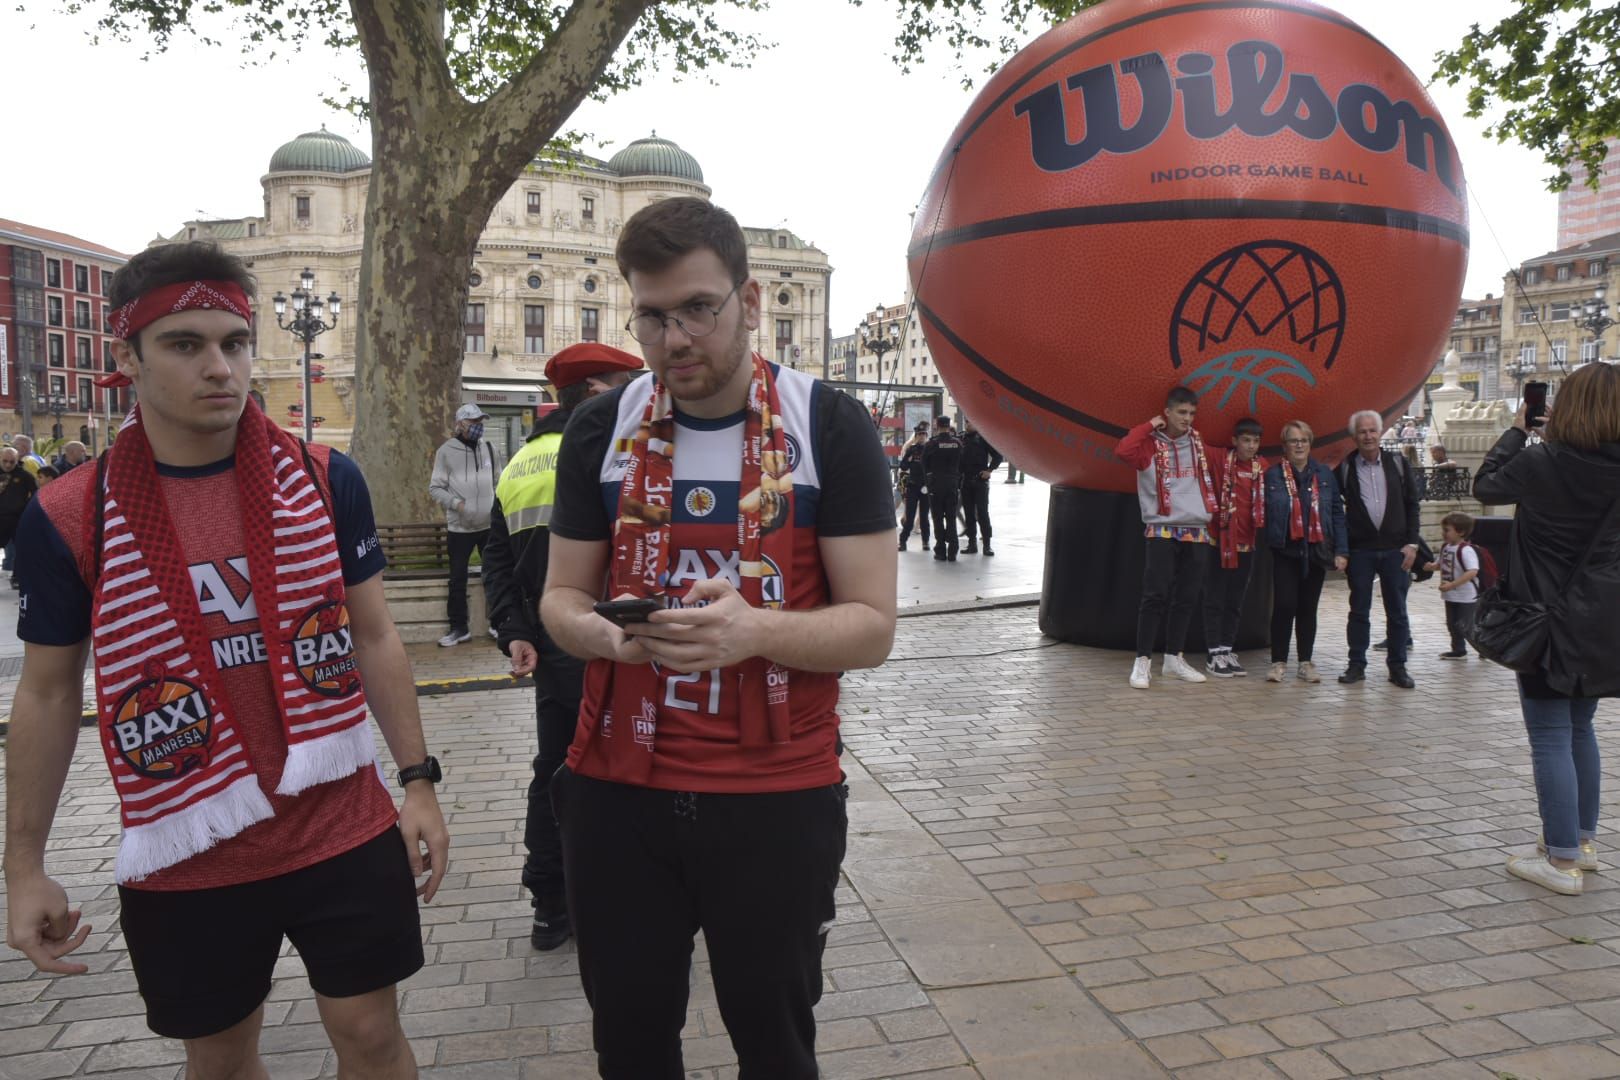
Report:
1346,548,1411,667
1520,686,1601,859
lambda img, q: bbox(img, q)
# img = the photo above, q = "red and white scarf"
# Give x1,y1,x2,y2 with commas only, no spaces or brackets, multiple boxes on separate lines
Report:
1217,450,1266,569
1153,428,1218,520
576,353,794,785
88,398,373,882
1282,461,1325,543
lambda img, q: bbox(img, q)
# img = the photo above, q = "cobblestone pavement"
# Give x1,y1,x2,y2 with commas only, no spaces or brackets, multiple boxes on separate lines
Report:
2,502,1618,1077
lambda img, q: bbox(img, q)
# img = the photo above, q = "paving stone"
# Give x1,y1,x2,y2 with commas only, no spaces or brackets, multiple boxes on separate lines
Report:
0,1048,94,1080
1323,1031,1449,1074
1201,1022,1283,1059
1116,1001,1225,1040
1267,1048,1348,1080
1497,1005,1614,1045
1142,1033,1220,1069
976,1042,1168,1079
1485,1043,1620,1080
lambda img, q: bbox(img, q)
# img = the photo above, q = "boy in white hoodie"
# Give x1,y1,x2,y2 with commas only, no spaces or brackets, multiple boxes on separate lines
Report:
1115,386,1220,689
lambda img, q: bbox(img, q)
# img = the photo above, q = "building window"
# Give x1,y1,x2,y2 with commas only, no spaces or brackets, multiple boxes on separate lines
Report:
527,273,543,289
777,290,791,307
46,259,61,288
76,336,92,368
49,374,66,398
1557,264,1572,281
1522,268,1539,285
75,265,90,292
1591,260,1607,277
103,341,116,372
248,223,257,237
1551,342,1568,369
527,191,542,215
463,303,486,353
78,376,94,412
14,286,43,324
775,319,793,364
1519,342,1537,367
1582,340,1601,363
580,196,595,222
295,196,311,222
524,305,545,354
583,277,597,294
15,326,44,371
580,306,599,342
468,270,482,287
48,296,62,326
48,335,65,368
1519,307,1539,324
75,300,91,330
12,248,44,284
775,234,787,248
1551,303,1573,321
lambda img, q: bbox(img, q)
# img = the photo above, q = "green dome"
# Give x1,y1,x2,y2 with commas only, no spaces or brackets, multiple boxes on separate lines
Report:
268,127,371,174
607,132,704,183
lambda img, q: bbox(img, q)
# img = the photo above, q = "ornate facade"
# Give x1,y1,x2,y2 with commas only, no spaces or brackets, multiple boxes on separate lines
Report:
166,129,831,457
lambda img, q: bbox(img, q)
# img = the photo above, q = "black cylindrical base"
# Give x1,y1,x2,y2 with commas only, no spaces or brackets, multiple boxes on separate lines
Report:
1039,486,1273,652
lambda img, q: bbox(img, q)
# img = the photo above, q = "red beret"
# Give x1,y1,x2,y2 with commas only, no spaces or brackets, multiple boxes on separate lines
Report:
545,343,643,389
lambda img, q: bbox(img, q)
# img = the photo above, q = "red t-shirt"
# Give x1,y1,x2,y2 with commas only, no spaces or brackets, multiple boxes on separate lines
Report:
21,450,397,890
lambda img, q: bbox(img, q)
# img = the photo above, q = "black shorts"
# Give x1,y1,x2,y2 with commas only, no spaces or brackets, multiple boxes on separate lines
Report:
118,826,424,1040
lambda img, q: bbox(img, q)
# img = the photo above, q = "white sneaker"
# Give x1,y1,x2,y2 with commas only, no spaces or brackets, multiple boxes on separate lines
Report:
1266,662,1287,683
1297,661,1321,684
1506,852,1583,895
438,629,472,647
1538,839,1601,872
1129,656,1152,689
1162,654,1207,683
489,625,500,639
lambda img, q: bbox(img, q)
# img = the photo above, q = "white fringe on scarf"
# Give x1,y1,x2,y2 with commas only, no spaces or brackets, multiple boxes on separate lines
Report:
276,720,377,796
115,774,274,883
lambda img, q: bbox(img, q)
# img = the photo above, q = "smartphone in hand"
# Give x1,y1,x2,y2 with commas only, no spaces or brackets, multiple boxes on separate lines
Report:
1524,381,1549,429
593,597,663,628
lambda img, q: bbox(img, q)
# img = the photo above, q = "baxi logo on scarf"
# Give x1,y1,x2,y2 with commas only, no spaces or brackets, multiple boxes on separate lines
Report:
110,666,213,780
291,588,360,698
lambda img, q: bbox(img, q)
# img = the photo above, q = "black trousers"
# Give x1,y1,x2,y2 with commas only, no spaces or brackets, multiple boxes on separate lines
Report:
446,528,489,631
1135,538,1210,657
898,485,930,547
522,626,584,900
1201,549,1255,653
1445,600,1477,654
555,769,847,1080
1270,551,1327,663
960,477,992,544
930,482,961,556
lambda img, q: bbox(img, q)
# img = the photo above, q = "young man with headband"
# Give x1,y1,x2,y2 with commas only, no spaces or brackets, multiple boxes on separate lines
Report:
541,197,897,1079
3,242,449,1077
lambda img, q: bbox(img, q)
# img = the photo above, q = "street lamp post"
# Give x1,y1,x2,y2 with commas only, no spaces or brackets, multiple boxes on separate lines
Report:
1576,284,1614,362
859,305,902,419
272,267,342,443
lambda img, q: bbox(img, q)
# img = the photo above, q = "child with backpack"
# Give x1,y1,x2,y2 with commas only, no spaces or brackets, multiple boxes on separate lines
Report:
1424,511,1495,659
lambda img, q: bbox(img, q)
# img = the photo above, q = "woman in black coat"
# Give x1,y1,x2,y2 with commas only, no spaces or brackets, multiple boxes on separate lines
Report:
1473,362,1620,896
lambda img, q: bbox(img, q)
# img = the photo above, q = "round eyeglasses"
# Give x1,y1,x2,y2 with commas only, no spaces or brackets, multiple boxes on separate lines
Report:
625,284,740,346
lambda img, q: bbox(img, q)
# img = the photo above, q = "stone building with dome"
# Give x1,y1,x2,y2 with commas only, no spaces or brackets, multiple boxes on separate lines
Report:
164,129,831,457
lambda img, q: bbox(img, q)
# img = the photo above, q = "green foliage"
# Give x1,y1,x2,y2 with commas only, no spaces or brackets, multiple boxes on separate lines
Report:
1433,1,1620,192
879,0,1095,86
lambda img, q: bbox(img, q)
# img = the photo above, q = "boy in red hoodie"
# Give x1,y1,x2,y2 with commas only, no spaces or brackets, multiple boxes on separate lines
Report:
1203,418,1266,677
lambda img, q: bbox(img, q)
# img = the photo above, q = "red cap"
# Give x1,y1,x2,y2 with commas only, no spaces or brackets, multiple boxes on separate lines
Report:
544,343,643,389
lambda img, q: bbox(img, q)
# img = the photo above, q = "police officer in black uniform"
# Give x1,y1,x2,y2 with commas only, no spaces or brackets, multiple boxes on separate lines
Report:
958,417,1003,556
923,415,965,561
896,422,931,552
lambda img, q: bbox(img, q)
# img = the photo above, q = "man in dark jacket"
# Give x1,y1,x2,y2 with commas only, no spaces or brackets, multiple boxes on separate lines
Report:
923,415,964,561
481,343,642,949
0,447,38,589
958,418,1003,556
896,422,930,552
1335,410,1422,689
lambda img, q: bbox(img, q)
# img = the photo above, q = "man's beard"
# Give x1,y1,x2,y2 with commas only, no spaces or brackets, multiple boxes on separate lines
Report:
666,316,751,402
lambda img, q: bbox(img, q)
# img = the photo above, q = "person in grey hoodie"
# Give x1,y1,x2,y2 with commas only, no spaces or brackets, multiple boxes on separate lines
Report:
1115,386,1221,689
430,403,499,646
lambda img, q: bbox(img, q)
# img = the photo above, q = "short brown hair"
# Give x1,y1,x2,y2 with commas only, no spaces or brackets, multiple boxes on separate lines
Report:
1441,511,1474,538
1281,419,1315,444
615,197,748,285
1545,362,1620,451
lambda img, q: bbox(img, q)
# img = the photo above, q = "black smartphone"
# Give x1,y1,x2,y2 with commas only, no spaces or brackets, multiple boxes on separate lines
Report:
1524,381,1549,428
593,597,662,627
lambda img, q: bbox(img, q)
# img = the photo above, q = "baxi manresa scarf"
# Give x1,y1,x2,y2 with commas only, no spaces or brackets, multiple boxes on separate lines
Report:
87,397,373,882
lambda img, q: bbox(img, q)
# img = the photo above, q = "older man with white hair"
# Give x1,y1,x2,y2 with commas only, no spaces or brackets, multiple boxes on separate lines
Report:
1334,409,1423,689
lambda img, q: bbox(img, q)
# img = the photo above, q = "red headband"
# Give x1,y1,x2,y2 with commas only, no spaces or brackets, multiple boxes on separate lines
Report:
97,280,255,388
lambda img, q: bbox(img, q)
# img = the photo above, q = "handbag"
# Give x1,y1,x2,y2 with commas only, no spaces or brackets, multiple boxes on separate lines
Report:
1468,496,1620,674
1410,537,1435,582
1310,538,1337,570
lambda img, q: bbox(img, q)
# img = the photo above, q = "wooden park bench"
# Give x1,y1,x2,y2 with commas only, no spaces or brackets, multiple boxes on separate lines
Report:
377,522,452,578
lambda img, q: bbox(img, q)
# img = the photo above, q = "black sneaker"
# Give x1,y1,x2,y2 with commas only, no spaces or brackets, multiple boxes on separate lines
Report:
963,543,979,554
1373,639,1389,651
1206,653,1236,679
1439,651,1467,660
531,897,571,951
983,544,995,556
1389,666,1416,689
933,551,947,561
1225,655,1248,677
1338,663,1366,684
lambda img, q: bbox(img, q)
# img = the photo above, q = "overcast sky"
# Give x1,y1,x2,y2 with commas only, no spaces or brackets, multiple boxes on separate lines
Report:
2,0,1558,329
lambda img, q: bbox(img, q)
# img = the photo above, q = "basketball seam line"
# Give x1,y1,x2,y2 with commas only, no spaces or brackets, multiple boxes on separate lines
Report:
906,199,1470,260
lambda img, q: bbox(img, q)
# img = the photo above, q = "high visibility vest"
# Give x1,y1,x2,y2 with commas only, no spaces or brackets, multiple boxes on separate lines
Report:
495,430,563,535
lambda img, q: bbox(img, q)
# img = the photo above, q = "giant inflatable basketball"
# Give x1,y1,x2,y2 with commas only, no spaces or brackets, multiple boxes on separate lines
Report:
908,0,1468,491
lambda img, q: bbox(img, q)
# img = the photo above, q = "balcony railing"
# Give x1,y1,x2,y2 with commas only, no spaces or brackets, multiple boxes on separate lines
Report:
1416,466,1473,501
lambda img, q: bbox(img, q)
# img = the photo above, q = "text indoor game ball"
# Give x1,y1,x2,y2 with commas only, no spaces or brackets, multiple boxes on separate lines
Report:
908,0,1467,491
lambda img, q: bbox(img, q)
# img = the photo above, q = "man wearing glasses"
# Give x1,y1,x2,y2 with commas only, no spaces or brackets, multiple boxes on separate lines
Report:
540,197,897,1079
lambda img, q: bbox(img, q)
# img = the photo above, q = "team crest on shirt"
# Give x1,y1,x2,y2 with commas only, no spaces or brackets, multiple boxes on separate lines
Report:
684,486,718,517
110,665,213,780
291,586,361,697
782,432,803,472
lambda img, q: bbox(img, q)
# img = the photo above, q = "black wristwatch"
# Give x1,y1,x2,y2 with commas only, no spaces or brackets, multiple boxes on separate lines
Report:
397,756,442,788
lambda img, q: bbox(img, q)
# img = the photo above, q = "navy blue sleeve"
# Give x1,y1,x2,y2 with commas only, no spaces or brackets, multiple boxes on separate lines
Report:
327,450,388,585
16,498,92,646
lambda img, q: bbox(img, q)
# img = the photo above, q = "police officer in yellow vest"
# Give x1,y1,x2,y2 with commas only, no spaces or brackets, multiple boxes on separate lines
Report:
482,343,642,950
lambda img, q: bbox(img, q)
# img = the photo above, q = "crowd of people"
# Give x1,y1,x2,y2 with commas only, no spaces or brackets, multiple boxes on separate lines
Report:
1,202,1616,1080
